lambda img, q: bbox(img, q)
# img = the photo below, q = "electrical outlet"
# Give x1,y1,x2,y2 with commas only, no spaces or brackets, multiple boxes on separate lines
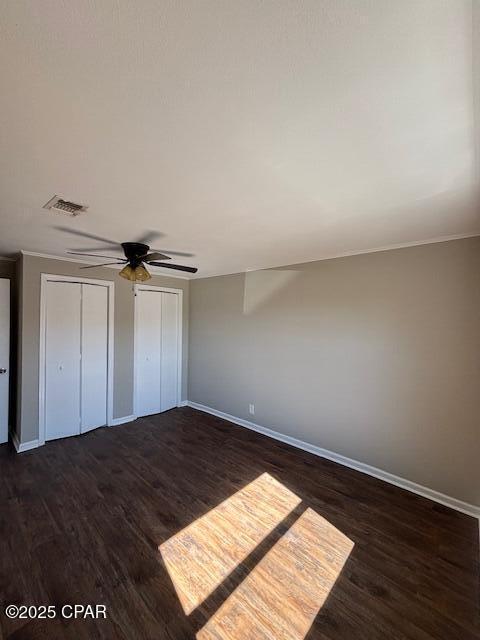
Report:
249,404,255,415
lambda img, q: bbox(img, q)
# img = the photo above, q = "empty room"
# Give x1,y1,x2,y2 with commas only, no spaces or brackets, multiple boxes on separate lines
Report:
0,1,479,639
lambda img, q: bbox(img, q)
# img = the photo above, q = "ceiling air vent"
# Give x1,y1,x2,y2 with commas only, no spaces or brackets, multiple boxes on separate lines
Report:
43,195,88,216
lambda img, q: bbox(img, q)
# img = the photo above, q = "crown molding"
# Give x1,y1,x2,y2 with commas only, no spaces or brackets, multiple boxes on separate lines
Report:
19,250,190,280
13,232,480,281
197,232,480,279
240,235,480,277
296,232,480,263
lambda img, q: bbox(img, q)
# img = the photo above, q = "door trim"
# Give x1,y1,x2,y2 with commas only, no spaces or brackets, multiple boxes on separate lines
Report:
133,284,183,418
38,273,115,446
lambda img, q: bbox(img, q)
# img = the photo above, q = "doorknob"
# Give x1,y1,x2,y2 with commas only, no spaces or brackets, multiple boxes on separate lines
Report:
0,368,6,374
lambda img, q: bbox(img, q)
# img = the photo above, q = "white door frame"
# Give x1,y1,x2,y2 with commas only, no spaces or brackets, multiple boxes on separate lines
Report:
133,284,183,418
39,273,115,446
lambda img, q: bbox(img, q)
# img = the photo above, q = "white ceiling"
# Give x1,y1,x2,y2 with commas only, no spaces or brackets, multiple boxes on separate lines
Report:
1,0,479,278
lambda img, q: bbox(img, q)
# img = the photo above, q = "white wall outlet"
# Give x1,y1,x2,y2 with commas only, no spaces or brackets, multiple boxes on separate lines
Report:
249,404,255,415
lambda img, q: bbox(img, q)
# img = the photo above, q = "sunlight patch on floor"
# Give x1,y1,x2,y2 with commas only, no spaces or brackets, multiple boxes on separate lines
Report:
197,508,354,640
159,473,301,614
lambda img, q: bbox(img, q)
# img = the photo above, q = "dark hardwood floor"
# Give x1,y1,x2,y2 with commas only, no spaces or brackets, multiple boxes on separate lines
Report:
0,407,478,639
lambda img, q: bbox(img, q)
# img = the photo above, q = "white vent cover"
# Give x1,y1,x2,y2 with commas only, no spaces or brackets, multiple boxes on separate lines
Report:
43,195,88,216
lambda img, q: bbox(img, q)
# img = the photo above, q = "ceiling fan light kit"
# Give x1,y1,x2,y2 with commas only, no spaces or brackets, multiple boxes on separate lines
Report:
119,264,151,282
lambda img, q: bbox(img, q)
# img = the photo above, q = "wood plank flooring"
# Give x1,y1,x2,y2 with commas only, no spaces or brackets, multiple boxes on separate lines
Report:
0,407,478,640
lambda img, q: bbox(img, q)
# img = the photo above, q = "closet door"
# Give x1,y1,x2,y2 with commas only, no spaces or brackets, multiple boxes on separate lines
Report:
81,284,108,432
45,281,81,440
136,290,162,416
0,279,10,444
160,292,179,411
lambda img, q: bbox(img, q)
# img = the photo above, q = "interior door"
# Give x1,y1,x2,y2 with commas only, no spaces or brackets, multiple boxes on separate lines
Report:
0,279,10,444
136,290,162,416
160,292,179,412
45,281,81,440
81,284,108,432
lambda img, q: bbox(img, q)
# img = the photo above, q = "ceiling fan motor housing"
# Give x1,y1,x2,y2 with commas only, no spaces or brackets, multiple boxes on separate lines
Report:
121,242,150,266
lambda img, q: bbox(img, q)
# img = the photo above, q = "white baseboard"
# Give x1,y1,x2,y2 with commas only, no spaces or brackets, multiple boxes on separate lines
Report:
110,415,136,427
178,400,188,407
10,431,40,453
186,401,480,520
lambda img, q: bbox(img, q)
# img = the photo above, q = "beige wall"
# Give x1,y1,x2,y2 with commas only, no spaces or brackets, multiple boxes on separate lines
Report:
189,237,480,506
17,254,189,443
0,259,15,280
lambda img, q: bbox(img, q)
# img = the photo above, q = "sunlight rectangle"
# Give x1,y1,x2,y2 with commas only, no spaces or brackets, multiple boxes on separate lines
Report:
159,473,301,614
197,507,354,640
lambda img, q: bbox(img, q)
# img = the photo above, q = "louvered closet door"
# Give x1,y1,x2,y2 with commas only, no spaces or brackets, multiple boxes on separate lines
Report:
45,281,82,440
81,284,108,433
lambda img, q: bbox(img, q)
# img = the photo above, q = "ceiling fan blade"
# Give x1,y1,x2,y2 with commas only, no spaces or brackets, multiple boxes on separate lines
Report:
69,245,121,252
148,261,198,274
79,262,126,269
54,226,119,246
151,248,194,257
67,251,126,260
134,230,164,245
142,252,171,262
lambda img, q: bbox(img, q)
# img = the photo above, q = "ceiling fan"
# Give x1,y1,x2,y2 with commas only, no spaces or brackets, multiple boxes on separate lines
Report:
55,227,198,280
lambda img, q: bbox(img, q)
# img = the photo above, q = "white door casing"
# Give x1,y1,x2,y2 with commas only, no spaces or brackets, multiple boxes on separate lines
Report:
0,279,10,444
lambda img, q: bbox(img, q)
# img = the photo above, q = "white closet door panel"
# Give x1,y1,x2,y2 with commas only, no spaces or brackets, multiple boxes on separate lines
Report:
45,282,81,440
160,292,179,411
81,284,108,432
136,290,162,416
0,279,10,444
